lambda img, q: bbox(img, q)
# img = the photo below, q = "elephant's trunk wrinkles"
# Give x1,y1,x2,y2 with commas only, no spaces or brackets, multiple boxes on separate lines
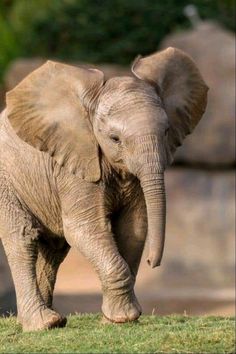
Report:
135,136,166,268
141,172,166,268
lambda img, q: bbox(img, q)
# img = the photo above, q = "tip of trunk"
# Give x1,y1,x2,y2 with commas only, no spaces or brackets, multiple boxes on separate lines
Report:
147,252,162,268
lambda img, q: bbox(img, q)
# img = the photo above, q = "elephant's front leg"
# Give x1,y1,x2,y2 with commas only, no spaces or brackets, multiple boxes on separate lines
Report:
63,215,141,323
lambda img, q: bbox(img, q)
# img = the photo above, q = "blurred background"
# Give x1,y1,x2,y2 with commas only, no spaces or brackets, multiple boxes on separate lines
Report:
0,0,235,317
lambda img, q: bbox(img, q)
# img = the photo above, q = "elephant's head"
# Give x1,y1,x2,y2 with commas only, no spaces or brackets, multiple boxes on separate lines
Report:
6,47,208,268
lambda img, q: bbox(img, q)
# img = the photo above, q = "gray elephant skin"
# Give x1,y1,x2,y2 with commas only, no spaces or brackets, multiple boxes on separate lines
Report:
0,47,208,331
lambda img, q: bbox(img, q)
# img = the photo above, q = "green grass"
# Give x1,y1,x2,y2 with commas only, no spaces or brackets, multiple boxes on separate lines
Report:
0,314,235,353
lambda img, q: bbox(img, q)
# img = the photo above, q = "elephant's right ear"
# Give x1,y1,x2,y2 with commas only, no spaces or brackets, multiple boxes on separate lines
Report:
6,61,104,182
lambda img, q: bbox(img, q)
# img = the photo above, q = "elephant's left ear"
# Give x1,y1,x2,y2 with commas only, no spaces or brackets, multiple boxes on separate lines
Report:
132,47,208,158
6,61,104,182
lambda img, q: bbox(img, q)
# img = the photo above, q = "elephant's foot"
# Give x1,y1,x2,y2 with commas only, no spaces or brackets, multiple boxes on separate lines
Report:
102,290,142,323
19,307,67,331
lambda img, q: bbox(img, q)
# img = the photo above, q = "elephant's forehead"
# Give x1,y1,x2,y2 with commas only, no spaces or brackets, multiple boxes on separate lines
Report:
98,76,161,115
102,76,155,96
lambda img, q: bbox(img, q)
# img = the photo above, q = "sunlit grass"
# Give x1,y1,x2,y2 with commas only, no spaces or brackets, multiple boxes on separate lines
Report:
0,314,235,353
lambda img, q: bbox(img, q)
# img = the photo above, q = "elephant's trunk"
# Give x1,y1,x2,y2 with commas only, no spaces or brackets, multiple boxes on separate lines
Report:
135,136,167,268
140,172,166,268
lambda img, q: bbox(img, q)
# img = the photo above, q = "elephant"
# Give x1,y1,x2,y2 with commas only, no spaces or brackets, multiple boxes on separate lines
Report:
0,47,208,331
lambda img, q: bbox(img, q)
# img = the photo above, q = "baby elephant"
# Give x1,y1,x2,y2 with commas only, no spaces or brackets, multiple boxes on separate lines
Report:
0,48,208,331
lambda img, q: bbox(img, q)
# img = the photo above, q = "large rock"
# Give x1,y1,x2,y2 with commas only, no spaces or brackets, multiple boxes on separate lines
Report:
4,58,129,91
161,22,235,166
159,168,235,288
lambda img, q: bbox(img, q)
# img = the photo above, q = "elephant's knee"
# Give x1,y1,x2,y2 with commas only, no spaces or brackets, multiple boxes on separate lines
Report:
101,260,133,294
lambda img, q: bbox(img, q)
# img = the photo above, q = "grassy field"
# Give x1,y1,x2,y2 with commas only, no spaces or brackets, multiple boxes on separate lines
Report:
0,314,235,353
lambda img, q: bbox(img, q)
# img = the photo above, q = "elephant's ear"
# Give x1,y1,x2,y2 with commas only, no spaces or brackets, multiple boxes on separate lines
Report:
6,61,104,182
132,47,208,158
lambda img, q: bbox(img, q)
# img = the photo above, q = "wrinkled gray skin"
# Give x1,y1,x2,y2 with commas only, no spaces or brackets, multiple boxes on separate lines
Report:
0,48,208,331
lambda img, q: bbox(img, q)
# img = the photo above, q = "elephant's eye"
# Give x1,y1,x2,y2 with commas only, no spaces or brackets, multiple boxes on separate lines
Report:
165,127,169,136
110,134,120,143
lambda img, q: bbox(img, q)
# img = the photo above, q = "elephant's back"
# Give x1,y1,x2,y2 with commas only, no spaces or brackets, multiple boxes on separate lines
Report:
0,110,64,237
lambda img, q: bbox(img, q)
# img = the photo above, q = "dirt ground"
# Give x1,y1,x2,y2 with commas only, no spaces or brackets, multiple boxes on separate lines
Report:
1,244,234,317
54,249,235,317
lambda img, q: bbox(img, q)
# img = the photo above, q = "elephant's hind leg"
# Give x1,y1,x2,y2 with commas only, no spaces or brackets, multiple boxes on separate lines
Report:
114,190,147,279
1,232,67,331
36,237,70,309
0,197,66,331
